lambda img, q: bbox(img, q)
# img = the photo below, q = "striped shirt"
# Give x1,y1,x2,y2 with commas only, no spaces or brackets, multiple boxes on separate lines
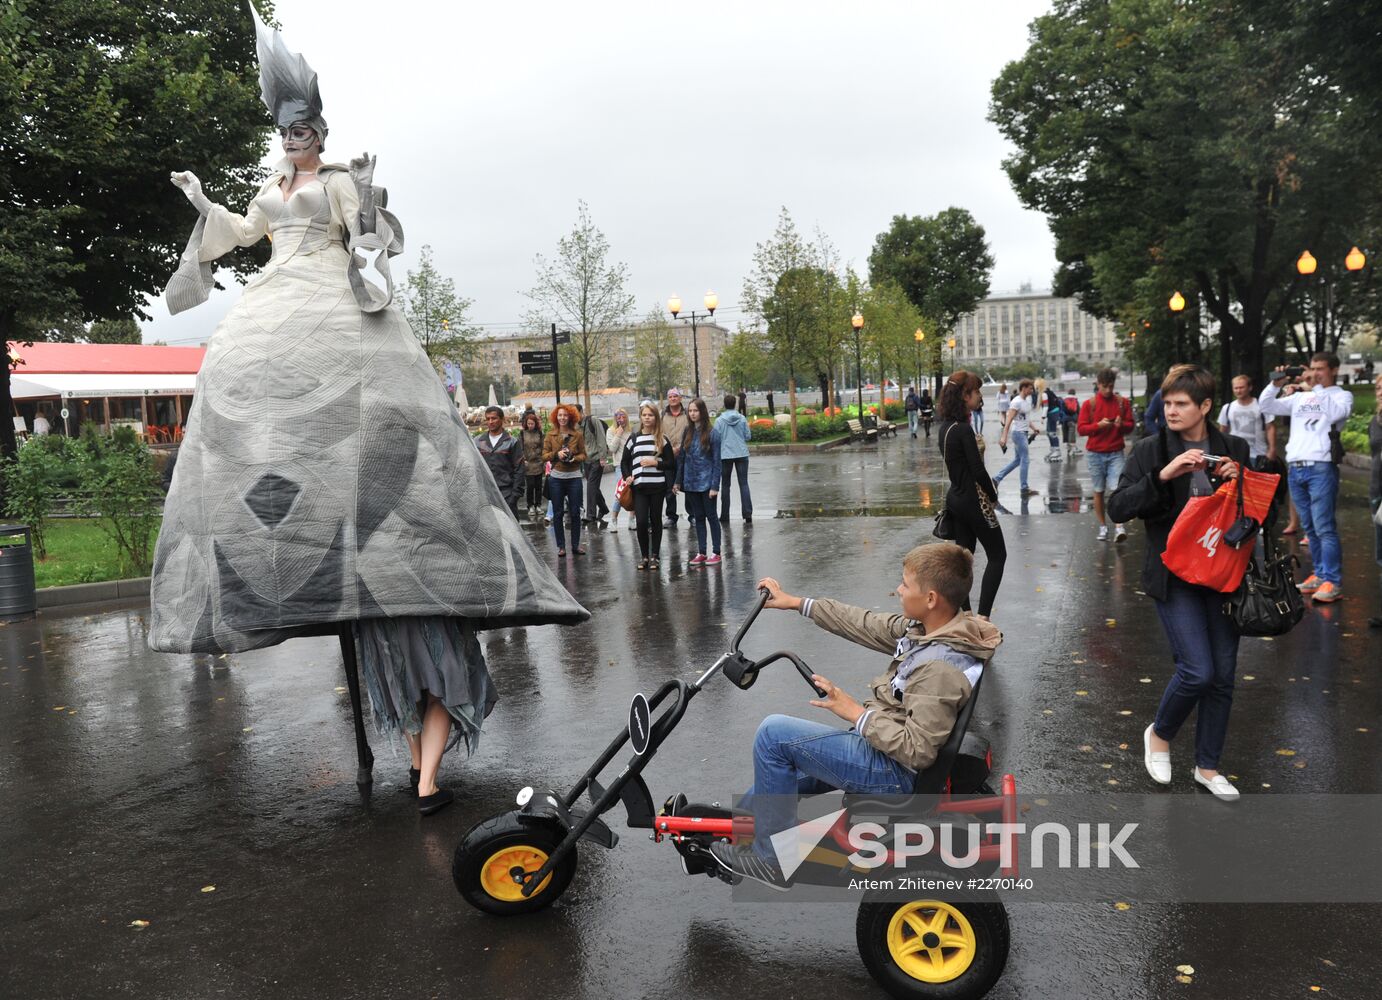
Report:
625,433,668,488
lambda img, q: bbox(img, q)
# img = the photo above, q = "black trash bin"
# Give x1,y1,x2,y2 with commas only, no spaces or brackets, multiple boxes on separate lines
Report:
0,524,38,620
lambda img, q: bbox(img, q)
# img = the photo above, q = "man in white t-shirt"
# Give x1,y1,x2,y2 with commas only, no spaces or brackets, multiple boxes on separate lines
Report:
1216,374,1276,463
32,412,51,436
1259,353,1354,603
994,379,1039,496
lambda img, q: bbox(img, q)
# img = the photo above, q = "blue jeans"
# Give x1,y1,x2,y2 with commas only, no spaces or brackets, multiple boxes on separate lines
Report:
1288,462,1341,584
908,411,919,435
994,429,1029,490
548,475,583,550
1087,449,1125,493
1152,577,1240,769
746,714,914,862
719,457,752,519
684,490,722,555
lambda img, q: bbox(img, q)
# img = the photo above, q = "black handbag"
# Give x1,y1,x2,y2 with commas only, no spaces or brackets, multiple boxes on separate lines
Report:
1223,543,1305,637
933,425,958,540
1222,470,1259,549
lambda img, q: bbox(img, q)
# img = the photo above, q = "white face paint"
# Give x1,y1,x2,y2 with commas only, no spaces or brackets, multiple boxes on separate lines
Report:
279,123,320,163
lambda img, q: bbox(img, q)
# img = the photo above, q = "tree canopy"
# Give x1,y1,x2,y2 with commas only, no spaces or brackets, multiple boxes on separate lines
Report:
989,0,1382,391
1,0,272,460
397,244,479,365
524,200,635,414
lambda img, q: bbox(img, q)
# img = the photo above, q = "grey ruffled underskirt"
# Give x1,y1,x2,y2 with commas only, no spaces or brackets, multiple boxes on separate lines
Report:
354,616,497,755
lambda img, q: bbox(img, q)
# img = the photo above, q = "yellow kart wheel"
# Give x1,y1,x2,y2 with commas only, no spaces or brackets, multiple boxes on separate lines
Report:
454,811,577,916
857,895,1009,999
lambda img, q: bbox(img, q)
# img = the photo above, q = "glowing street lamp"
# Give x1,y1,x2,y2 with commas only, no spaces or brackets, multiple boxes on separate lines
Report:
668,291,717,398
1296,250,1318,276
1168,291,1186,312
851,311,866,420
1345,246,1367,272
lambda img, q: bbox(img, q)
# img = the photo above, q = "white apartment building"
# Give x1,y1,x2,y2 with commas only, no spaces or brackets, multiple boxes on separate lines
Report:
952,289,1120,370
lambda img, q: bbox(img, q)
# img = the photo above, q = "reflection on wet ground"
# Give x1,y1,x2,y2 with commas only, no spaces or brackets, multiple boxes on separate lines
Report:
1,434,1379,1000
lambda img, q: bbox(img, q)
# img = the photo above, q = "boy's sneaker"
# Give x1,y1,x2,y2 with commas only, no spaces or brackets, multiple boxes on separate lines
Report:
1311,582,1342,603
1097,525,1109,542
1297,574,1322,594
707,842,789,889
1114,523,1127,542
705,554,722,565
689,554,706,566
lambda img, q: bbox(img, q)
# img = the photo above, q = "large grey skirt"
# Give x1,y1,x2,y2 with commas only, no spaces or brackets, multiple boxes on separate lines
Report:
148,241,589,655
355,615,496,753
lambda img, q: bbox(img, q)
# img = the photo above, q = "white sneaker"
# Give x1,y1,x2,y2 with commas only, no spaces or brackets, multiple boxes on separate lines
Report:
1097,525,1110,542
1193,768,1240,801
627,519,636,531
1114,523,1127,542
1143,725,1171,784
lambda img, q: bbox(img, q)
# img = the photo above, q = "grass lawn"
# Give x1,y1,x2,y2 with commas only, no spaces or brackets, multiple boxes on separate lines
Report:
27,518,161,589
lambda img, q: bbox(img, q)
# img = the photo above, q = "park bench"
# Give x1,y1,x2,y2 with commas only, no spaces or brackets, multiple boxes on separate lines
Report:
846,418,879,443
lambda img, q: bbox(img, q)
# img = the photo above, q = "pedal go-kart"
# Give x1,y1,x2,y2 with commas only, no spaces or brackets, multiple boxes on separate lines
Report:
454,590,1019,999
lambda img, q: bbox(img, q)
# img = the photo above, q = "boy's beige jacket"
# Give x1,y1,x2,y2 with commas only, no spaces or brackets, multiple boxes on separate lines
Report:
808,600,1002,772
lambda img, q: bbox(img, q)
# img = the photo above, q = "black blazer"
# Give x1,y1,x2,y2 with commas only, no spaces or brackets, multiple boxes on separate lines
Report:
1106,424,1250,601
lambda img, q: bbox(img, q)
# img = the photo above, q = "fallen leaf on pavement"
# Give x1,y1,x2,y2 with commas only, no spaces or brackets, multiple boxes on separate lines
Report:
201,885,215,893
1075,690,1088,696
1176,965,1195,975
1113,902,1131,911
129,920,150,929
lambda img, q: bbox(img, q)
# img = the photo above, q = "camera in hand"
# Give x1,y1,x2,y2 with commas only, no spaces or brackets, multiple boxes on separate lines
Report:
1273,365,1305,381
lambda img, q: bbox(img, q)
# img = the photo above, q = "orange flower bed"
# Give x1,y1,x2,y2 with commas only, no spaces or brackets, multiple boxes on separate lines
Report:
750,418,776,429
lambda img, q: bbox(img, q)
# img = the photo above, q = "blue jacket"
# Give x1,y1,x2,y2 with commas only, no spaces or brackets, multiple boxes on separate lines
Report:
714,409,752,460
676,425,722,492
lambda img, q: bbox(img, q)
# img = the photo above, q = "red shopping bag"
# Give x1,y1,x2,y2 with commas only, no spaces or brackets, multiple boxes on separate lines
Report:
1162,469,1280,592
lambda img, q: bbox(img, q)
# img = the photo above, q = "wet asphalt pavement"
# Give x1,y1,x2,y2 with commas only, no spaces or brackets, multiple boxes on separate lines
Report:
2,432,1380,1000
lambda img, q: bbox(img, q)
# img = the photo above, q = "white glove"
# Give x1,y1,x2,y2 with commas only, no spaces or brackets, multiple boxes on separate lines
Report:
170,170,212,216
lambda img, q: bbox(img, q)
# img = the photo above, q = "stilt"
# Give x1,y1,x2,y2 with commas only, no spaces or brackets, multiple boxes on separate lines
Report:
339,624,374,785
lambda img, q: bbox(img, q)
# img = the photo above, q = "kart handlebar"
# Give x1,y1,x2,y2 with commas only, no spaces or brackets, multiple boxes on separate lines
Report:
713,588,827,698
727,588,771,654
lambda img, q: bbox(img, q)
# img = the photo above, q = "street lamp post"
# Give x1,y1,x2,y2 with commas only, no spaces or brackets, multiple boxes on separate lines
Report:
947,337,957,373
914,328,925,392
668,291,717,399
1168,290,1187,361
851,311,865,419
1298,248,1368,354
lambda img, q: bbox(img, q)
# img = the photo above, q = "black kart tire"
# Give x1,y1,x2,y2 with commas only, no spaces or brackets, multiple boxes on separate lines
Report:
856,895,1010,1000
453,811,577,916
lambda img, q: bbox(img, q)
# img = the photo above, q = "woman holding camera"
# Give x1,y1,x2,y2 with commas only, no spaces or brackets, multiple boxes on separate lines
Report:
1109,364,1249,801
543,404,588,556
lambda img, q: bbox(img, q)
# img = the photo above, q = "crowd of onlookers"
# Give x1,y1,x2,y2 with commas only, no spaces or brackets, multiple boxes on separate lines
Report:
473,387,754,570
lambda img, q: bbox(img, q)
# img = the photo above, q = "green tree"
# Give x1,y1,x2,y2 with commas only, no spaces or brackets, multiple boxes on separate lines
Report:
989,0,1382,394
397,245,478,364
862,279,924,406
87,318,142,344
868,208,995,396
525,201,635,414
717,327,771,395
741,208,834,441
0,0,272,466
633,308,687,401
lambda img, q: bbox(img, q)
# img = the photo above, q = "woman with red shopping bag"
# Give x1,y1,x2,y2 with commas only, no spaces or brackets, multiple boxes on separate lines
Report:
1108,364,1250,801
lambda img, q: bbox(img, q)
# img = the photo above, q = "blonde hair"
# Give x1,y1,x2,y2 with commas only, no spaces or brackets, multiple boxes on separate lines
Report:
902,543,973,610
637,402,665,453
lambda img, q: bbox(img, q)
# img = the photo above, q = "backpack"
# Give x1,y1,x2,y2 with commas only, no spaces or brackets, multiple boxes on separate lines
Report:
1063,397,1078,416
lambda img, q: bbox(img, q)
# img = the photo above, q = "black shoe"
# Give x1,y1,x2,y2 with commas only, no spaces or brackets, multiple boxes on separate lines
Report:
403,767,421,797
708,842,789,889
418,788,454,816
1020,487,1039,497
743,515,752,523
663,518,678,527
718,516,730,523
1369,615,1382,629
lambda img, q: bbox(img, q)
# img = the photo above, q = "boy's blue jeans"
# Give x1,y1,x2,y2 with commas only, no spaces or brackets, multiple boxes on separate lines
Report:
745,714,914,862
1288,461,1341,585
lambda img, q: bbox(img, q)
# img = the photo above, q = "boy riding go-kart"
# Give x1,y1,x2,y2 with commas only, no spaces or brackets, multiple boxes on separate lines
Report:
455,542,1017,1000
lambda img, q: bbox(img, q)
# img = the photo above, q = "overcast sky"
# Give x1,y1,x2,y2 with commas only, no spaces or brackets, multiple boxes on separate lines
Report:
142,0,1057,345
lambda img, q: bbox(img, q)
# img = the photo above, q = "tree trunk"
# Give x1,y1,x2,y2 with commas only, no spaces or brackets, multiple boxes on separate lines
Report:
817,372,829,413
1,308,18,467
787,376,798,442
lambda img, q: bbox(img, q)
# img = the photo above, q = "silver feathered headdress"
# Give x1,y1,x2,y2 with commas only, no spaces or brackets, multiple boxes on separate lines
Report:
247,2,328,148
